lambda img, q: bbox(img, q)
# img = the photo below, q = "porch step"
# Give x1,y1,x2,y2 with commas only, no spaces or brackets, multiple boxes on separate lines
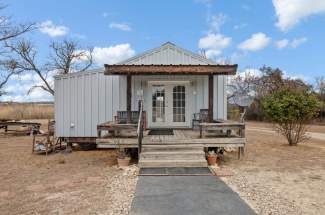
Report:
139,159,207,168
139,145,207,168
142,145,203,152
140,150,205,160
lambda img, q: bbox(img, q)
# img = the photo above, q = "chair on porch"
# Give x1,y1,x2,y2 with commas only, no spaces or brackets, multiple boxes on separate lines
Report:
192,109,209,130
115,111,140,124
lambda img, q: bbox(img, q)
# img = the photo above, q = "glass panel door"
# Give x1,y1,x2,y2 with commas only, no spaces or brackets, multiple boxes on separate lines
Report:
173,85,186,122
152,85,165,123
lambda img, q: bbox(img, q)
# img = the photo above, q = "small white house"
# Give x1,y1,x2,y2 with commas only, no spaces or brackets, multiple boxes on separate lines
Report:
54,42,237,139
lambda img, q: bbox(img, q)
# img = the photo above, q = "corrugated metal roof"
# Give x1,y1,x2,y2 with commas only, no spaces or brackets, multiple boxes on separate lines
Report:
54,68,104,79
117,42,218,65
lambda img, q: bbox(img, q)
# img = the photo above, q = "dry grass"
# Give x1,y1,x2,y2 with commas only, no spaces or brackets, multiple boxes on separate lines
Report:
0,103,54,120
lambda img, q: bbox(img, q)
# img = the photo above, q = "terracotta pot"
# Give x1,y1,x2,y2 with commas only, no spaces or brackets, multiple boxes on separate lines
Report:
117,157,130,167
207,155,217,166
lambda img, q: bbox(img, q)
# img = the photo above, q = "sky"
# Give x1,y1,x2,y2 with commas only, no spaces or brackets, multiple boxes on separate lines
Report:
1,0,325,102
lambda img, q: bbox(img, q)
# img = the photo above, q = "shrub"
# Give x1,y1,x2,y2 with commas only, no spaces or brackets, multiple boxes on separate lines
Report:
262,90,320,145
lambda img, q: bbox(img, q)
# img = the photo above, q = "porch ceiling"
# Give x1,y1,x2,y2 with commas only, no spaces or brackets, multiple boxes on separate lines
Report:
104,64,237,75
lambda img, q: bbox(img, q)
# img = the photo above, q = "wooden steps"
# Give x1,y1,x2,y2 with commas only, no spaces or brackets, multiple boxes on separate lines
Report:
139,145,207,168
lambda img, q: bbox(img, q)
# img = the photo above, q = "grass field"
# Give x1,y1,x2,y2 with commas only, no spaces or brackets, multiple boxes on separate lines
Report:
0,103,54,120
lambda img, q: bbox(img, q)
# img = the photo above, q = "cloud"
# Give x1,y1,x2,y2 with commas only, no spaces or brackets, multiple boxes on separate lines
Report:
208,13,227,33
273,0,325,31
199,33,231,50
205,49,222,59
1,72,54,102
109,22,132,31
275,39,289,49
198,33,231,60
198,13,231,60
92,43,135,65
275,37,307,49
291,37,307,48
39,20,69,37
238,33,271,51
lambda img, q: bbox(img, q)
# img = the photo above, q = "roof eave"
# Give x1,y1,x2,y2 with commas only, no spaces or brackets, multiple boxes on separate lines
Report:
104,64,237,76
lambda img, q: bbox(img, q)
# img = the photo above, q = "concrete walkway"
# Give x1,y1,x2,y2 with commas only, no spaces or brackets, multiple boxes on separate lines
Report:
130,176,256,215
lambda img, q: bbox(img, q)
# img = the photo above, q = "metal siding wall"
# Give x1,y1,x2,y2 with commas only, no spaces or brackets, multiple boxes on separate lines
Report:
132,78,142,111
203,77,209,109
69,76,76,137
105,76,112,121
62,78,69,136
223,76,227,120
54,77,62,135
91,73,99,136
77,74,85,136
213,75,226,120
112,76,120,118
119,76,127,111
84,74,92,136
98,74,106,124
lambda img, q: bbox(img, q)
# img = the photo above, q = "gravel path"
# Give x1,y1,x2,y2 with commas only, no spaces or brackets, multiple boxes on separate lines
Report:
105,165,139,215
221,170,304,215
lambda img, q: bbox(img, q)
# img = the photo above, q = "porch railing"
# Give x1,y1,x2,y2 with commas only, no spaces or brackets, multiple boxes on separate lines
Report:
137,100,144,155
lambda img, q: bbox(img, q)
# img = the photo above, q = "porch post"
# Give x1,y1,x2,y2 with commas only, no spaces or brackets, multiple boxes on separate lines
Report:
127,74,132,123
208,74,214,122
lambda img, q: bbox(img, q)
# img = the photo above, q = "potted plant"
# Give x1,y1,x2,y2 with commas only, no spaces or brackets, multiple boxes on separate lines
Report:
207,150,217,166
116,148,131,167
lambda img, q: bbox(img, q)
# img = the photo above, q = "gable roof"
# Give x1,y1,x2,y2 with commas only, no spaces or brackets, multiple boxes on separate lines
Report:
117,42,218,65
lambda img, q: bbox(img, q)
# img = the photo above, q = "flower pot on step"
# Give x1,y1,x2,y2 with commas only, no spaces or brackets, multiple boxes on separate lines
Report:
207,155,217,166
117,157,130,167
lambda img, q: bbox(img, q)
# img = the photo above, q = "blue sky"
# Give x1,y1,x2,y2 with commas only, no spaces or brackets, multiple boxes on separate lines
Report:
2,0,325,101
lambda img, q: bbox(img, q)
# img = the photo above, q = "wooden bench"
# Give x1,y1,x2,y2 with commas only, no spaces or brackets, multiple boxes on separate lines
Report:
97,122,138,138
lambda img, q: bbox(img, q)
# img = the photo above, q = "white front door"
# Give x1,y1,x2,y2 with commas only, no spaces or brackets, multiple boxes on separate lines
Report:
149,82,189,128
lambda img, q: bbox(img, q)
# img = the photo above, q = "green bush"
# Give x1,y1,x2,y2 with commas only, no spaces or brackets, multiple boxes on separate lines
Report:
262,90,320,145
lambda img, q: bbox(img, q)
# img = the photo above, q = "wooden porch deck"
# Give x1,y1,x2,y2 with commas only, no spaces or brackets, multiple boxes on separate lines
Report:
96,129,245,149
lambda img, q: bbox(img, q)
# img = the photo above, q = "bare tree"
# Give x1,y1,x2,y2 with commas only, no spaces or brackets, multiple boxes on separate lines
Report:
50,40,93,74
7,39,93,96
0,14,34,42
0,5,35,96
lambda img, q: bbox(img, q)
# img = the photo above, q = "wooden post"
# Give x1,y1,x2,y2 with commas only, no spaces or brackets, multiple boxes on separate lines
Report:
208,74,214,123
127,74,132,123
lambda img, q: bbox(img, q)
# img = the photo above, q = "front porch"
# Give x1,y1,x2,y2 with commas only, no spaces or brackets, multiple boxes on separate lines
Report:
96,121,246,160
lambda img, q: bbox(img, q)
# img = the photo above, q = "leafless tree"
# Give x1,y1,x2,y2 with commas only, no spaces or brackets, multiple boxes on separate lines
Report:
0,5,35,96
49,40,93,74
6,39,93,96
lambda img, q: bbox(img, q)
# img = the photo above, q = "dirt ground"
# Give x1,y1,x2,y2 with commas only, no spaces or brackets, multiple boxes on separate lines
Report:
221,121,325,215
0,120,324,214
0,128,138,214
